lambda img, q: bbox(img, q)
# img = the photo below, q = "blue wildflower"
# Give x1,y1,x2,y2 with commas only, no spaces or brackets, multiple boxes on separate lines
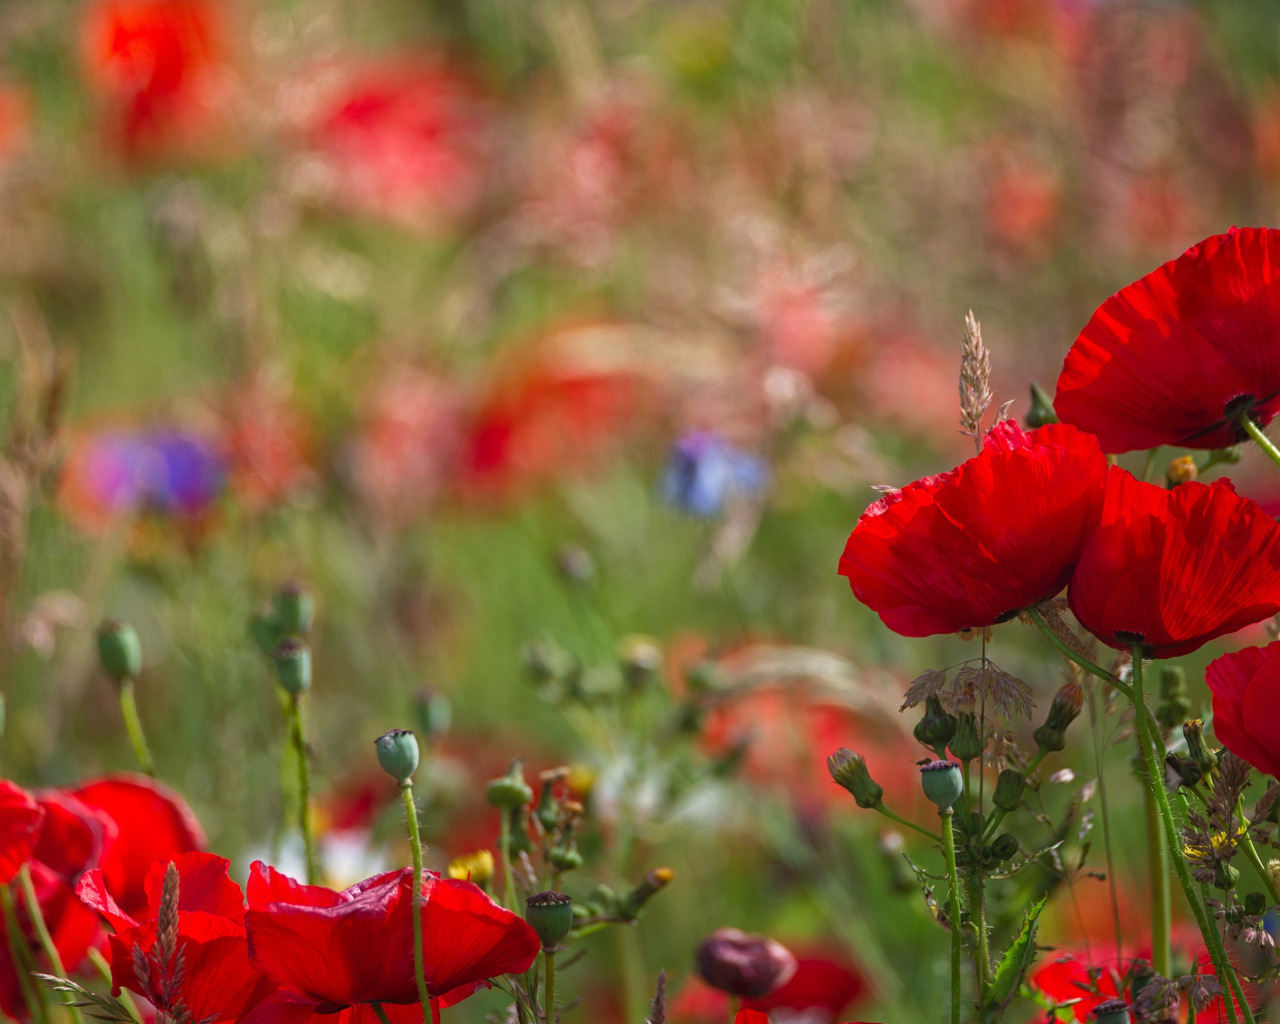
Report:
660,432,767,517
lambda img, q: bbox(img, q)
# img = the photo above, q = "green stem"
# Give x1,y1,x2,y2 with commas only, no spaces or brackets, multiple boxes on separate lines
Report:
1,883,47,1024
940,807,962,1024
401,783,431,1024
1026,606,1135,701
88,948,141,1023
1236,797,1279,904
1238,414,1280,472
1130,651,1250,1024
967,869,988,1013
499,808,517,912
1135,726,1172,979
874,803,941,843
1143,446,1161,483
18,864,85,1024
118,680,155,777
543,948,556,1023
289,694,318,885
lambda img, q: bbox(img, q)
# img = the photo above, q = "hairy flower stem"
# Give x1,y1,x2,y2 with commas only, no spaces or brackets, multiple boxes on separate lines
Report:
543,948,557,1023
1130,651,1251,1024
0,884,47,1024
940,807,962,1024
371,1005,394,1024
401,782,431,1024
289,694,318,885
18,865,85,1024
1236,797,1279,903
1137,735,1172,979
118,680,155,777
1238,414,1280,472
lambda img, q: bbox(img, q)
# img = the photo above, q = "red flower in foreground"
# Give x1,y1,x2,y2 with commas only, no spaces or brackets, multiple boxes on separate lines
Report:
1069,472,1280,658
1207,642,1280,777
78,852,275,1023
838,421,1108,637
1055,227,1280,452
242,862,539,1023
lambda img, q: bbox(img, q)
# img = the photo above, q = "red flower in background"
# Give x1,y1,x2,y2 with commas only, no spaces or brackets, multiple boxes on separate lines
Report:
673,949,871,1024
0,87,29,167
1069,472,1280,658
219,379,315,513
301,60,490,227
1206,642,1280,777
80,0,233,160
838,421,1108,637
1030,954,1125,1021
78,852,275,1024
1055,227,1280,453
242,861,539,1022
0,783,43,883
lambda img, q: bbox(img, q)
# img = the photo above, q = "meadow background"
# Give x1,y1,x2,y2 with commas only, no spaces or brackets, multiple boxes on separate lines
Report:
4,0,1280,1020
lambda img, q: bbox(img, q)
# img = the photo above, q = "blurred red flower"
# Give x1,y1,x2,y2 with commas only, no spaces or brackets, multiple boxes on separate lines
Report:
674,949,870,1024
80,0,233,160
1055,227,1280,453
0,782,42,883
838,421,1108,637
301,60,490,227
0,87,29,166
1206,641,1280,777
78,852,276,1023
241,861,540,1022
219,380,315,512
1030,953,1125,1021
1069,472,1280,658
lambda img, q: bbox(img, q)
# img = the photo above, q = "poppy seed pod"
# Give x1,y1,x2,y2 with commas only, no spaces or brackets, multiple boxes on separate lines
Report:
487,758,534,809
274,580,315,636
948,711,984,761
827,749,883,809
1091,999,1130,1024
98,620,142,684
695,927,797,998
373,729,419,785
271,639,311,695
920,760,963,810
525,890,574,949
992,769,1025,813
1033,681,1083,752
913,696,957,753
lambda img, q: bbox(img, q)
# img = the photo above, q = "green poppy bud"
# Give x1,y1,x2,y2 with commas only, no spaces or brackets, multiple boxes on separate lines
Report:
992,769,1025,813
827,748,883,809
948,711,984,761
913,696,957,753
98,621,142,684
250,607,282,658
1245,891,1267,916
1033,681,1083,752
616,867,674,921
374,729,419,785
272,639,312,695
1155,666,1192,733
989,832,1019,863
487,758,534,809
525,890,574,949
274,580,315,636
1214,862,1241,891
547,841,584,872
1025,382,1058,429
920,760,964,810
536,768,568,831
1091,999,1130,1024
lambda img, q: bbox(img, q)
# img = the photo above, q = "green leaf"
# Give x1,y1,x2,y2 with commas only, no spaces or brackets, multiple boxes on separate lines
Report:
983,896,1046,1012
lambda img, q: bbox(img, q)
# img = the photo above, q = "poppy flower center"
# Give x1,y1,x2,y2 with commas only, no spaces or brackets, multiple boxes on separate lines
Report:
993,609,1021,623
1224,393,1257,423
1114,630,1145,645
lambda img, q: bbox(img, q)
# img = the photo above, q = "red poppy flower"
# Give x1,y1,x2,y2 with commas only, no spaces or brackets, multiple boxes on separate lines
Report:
0,782,43,884
78,852,276,1023
1068,472,1280,658
838,421,1109,637
1206,642,1280,777
80,0,232,160
1030,954,1125,1021
1055,227,1280,453
241,861,540,1023
735,1013,770,1024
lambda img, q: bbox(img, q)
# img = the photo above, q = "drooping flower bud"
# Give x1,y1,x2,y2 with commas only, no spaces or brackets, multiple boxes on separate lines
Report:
1025,382,1058,429
525,890,574,949
617,867,674,921
536,767,568,831
695,927,797,998
992,769,1025,813
920,760,964,810
447,850,495,886
374,729,419,785
948,711,984,761
1091,999,1131,1024
1032,681,1083,752
272,639,311,695
913,696,957,754
827,749,883,809
98,620,142,684
1244,891,1267,916
487,757,534,809
274,580,315,636
1165,455,1197,488
989,832,1019,863
1183,719,1218,777
1155,666,1192,733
